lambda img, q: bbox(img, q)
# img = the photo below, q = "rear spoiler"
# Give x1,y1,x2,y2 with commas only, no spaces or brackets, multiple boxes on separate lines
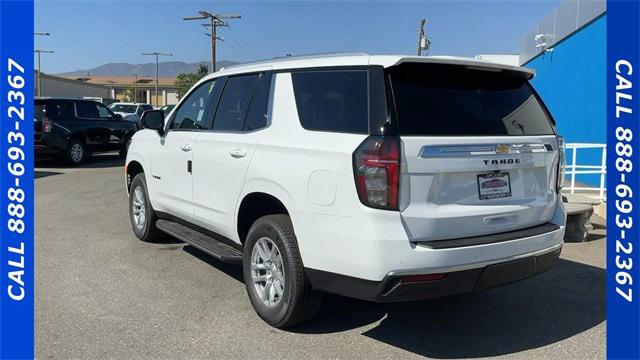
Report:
374,55,535,80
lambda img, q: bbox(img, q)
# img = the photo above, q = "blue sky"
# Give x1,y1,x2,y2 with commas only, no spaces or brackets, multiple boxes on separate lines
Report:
35,0,562,74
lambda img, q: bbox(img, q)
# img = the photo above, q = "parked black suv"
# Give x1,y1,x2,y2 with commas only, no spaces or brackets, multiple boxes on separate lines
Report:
35,98,138,165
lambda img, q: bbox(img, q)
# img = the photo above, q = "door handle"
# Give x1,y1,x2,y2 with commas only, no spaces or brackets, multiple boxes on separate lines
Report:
229,148,247,158
181,143,193,152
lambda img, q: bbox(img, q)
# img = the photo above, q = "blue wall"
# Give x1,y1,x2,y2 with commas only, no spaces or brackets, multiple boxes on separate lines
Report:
525,15,606,185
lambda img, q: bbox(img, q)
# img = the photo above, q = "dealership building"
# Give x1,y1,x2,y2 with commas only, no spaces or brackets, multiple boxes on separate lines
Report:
520,0,606,188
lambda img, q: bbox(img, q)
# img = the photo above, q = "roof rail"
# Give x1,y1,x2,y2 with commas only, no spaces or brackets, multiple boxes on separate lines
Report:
221,52,370,71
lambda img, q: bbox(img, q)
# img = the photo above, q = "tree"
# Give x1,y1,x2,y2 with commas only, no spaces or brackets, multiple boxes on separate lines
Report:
175,64,209,99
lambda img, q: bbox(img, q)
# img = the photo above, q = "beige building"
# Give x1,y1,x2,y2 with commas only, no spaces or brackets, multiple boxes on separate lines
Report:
62,75,179,106
35,71,112,101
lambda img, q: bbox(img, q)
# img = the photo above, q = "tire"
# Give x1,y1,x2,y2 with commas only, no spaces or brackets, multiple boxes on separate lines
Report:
66,139,86,166
243,214,323,328
129,173,163,242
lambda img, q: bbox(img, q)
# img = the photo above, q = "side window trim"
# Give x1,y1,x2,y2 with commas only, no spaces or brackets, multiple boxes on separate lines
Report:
208,72,271,134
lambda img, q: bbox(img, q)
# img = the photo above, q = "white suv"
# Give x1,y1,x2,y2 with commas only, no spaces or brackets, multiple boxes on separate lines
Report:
125,53,566,328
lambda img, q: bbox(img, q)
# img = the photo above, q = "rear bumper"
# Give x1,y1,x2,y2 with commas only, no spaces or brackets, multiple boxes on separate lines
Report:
35,133,68,155
293,199,566,282
306,243,561,302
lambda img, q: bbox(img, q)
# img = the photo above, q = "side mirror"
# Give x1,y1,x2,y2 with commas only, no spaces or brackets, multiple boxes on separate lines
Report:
114,114,123,121
140,110,165,134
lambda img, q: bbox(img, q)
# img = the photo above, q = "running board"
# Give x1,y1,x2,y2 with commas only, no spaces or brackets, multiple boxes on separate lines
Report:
155,219,243,264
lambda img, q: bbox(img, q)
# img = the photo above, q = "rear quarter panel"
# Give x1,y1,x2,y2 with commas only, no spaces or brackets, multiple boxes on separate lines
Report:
240,72,368,262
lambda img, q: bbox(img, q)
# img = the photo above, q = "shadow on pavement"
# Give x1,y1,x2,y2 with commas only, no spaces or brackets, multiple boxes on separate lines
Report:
35,170,63,179
183,245,244,282
182,242,605,358
297,258,605,358
586,232,606,242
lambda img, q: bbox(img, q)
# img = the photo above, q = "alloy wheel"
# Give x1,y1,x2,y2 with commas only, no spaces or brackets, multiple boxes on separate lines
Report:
70,143,83,163
132,186,146,229
251,237,286,307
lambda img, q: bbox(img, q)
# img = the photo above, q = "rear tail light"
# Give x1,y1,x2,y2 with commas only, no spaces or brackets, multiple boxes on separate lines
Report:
556,136,566,192
42,118,53,133
353,136,400,210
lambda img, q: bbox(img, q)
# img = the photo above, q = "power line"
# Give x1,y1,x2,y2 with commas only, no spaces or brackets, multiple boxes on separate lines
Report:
222,26,261,57
216,33,254,59
219,27,259,58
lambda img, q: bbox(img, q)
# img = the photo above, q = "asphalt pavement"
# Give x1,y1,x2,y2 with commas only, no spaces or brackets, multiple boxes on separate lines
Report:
35,154,606,359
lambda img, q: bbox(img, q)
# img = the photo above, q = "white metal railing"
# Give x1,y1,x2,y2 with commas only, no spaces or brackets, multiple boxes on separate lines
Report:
563,143,606,201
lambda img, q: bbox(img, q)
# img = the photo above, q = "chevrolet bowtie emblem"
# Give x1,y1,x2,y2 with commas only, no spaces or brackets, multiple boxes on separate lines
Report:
496,144,510,154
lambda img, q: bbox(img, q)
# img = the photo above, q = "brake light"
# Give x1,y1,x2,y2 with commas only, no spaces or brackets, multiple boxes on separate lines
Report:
556,136,566,192
353,136,400,210
42,118,53,133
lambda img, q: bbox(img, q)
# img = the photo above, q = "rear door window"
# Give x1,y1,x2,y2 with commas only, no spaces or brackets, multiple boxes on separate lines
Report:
387,63,555,136
212,74,260,131
75,101,100,120
291,70,368,134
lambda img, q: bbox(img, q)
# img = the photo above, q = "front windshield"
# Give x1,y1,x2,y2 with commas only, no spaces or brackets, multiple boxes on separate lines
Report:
109,104,137,113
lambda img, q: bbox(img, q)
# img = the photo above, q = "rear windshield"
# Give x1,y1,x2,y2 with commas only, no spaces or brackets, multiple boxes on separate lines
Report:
387,64,555,136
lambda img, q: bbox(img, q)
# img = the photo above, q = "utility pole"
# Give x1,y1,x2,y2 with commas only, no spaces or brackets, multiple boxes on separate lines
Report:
142,52,172,106
133,74,138,103
34,49,54,97
34,32,51,97
183,11,241,73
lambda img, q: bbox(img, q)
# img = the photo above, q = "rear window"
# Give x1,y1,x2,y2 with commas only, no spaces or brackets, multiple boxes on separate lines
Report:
387,64,555,136
291,70,368,134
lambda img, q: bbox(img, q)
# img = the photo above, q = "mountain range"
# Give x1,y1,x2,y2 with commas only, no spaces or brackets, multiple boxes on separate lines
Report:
56,60,240,78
